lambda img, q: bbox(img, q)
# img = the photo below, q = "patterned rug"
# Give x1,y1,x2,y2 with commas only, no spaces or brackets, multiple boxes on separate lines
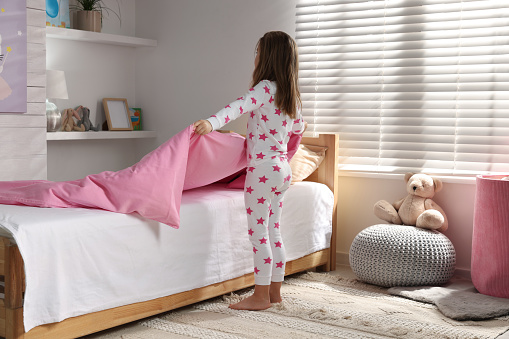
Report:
114,272,509,339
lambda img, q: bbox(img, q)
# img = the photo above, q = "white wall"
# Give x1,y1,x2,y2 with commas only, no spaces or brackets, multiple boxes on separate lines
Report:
134,0,299,155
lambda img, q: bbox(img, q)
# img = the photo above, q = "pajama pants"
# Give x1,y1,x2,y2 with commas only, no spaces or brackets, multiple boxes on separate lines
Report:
244,159,292,285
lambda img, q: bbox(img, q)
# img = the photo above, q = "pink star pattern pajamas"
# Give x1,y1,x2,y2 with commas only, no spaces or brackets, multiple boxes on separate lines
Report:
207,80,305,285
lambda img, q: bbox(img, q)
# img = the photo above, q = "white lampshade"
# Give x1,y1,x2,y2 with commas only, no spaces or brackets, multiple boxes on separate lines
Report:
46,69,69,100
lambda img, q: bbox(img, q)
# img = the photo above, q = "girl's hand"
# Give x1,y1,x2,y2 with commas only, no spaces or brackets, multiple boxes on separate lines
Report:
193,120,213,135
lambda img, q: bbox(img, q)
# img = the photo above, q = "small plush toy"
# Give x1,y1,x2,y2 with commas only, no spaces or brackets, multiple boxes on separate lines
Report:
61,108,84,132
76,106,100,131
373,172,448,232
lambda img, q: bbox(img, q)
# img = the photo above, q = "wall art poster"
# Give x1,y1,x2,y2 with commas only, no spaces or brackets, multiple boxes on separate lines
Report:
0,0,27,113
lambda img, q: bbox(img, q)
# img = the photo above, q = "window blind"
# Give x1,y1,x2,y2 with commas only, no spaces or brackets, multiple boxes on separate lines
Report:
296,0,509,176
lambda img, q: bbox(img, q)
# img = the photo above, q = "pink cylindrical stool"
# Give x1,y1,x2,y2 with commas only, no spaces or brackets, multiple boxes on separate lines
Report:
472,175,509,298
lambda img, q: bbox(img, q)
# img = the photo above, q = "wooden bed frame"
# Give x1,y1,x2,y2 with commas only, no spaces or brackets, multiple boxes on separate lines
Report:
0,134,338,339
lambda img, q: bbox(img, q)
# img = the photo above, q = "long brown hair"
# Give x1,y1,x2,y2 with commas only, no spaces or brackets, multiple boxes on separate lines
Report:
251,31,301,119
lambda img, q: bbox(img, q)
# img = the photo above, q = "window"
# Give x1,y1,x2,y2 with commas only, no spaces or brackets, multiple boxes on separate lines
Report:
296,0,509,176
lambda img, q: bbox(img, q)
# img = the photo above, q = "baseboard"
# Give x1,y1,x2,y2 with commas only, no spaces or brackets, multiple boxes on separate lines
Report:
336,251,472,281
454,267,471,280
336,252,349,266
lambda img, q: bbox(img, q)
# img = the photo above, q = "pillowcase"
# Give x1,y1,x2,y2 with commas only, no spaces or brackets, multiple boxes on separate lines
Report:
289,144,327,183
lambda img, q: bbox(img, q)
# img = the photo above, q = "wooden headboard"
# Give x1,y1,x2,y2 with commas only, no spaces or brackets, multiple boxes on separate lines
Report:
301,134,339,270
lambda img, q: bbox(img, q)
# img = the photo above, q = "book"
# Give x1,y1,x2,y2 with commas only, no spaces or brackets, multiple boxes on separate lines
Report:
46,0,70,29
129,107,142,130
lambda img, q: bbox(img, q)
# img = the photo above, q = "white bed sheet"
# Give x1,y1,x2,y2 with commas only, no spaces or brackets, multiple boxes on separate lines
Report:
0,181,333,332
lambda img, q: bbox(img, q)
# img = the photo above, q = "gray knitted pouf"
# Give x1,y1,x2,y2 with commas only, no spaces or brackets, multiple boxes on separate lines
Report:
349,224,456,287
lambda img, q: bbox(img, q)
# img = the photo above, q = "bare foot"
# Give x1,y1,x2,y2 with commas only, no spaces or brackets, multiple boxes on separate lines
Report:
229,294,271,310
270,294,282,303
270,281,282,303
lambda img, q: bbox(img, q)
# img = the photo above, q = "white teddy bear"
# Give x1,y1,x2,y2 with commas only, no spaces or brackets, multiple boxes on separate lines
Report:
373,173,448,232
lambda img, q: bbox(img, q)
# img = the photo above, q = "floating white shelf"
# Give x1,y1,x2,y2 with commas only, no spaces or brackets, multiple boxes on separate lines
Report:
47,131,157,141
45,26,157,47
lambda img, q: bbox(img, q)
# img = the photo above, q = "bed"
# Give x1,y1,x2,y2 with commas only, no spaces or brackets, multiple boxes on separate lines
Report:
0,134,338,339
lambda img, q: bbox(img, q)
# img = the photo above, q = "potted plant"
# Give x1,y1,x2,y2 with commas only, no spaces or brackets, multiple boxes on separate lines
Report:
70,0,120,33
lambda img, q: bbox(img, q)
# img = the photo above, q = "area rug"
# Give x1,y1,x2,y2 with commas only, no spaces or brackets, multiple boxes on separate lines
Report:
389,277,509,321
120,272,509,339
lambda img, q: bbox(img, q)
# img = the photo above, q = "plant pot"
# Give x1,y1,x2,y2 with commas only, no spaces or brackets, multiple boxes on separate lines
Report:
76,10,101,32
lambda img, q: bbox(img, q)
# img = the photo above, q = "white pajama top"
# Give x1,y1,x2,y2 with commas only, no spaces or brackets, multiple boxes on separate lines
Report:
207,80,305,166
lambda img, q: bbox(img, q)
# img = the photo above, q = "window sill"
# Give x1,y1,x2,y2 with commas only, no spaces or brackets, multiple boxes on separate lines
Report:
337,171,477,185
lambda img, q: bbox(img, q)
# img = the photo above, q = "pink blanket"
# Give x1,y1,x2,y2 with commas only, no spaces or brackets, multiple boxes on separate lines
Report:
0,126,302,228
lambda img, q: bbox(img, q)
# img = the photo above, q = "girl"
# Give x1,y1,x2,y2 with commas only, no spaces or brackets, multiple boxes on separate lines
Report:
193,31,306,311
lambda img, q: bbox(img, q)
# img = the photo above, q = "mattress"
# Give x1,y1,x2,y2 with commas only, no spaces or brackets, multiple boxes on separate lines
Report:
0,181,333,332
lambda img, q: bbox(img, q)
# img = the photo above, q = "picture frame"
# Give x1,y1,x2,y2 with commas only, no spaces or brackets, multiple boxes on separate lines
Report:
103,98,133,131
